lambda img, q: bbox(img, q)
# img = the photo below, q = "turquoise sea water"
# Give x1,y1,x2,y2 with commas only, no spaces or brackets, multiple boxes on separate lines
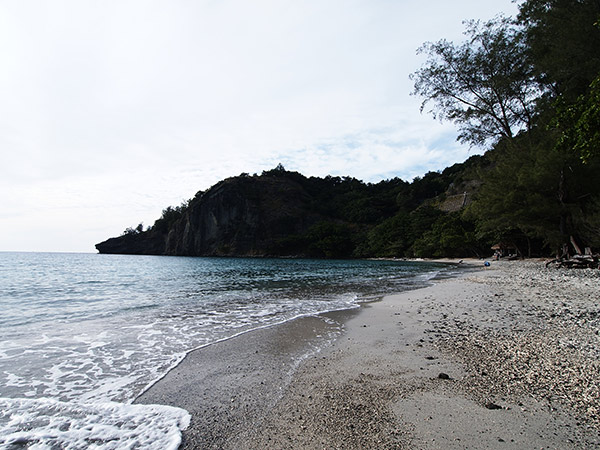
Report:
0,252,460,449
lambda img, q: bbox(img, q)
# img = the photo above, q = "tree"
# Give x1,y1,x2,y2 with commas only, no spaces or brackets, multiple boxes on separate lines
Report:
411,212,481,258
411,17,542,147
123,223,144,235
518,0,600,102
464,134,563,255
262,163,287,176
306,222,356,258
363,212,413,257
412,3,600,254
553,76,600,162
152,203,189,234
466,126,600,255
518,1,600,163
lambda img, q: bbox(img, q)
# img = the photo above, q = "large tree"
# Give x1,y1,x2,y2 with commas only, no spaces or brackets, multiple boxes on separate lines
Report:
412,4,600,254
553,75,600,163
518,0,600,101
464,130,600,255
519,0,600,163
411,16,542,147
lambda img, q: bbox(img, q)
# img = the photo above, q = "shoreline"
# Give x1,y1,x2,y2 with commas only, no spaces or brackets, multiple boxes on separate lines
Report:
138,260,600,448
134,259,465,402
135,309,362,448
134,306,362,401
134,261,465,448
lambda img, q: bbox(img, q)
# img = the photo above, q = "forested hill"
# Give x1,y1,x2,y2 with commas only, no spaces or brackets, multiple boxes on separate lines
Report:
98,0,600,259
95,159,490,259
407,0,600,259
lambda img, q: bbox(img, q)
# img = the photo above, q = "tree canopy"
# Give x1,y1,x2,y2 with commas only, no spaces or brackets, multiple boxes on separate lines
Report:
412,0,600,256
411,16,541,147
518,0,600,101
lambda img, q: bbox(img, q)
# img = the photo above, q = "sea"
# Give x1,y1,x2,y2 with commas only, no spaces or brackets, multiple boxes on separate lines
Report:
0,252,463,449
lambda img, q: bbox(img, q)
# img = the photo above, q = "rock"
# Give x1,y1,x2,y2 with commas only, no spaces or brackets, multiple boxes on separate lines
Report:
485,402,502,410
438,373,451,380
96,173,326,256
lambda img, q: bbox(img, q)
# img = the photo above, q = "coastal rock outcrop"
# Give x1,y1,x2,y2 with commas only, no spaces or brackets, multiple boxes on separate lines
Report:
164,175,323,256
96,173,325,257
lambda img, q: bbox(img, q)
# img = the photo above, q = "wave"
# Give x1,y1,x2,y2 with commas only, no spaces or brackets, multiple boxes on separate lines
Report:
0,254,464,448
0,397,190,450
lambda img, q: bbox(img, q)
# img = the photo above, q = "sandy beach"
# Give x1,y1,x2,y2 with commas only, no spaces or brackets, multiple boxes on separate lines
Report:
137,260,600,449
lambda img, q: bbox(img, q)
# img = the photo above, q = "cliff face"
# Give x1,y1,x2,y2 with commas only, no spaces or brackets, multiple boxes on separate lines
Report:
165,175,324,256
96,174,324,257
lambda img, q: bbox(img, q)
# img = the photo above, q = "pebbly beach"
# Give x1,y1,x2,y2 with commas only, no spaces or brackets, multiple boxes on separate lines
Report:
137,260,600,449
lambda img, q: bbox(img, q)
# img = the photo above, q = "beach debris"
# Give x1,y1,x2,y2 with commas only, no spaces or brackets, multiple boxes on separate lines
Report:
437,372,451,380
545,238,600,269
545,254,599,269
485,402,502,410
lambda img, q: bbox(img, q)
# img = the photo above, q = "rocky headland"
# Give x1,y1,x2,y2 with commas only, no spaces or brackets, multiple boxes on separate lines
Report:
97,173,326,256
95,163,487,259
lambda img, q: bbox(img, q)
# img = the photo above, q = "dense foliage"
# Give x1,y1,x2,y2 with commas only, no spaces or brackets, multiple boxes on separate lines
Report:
412,0,600,257
113,157,491,259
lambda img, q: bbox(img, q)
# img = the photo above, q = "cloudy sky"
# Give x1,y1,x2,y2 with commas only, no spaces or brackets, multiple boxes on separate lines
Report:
1,0,519,253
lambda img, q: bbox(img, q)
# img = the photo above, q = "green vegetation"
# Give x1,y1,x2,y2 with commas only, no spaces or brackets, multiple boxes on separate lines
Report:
123,223,144,236
107,1,600,259
412,0,600,257
150,202,190,234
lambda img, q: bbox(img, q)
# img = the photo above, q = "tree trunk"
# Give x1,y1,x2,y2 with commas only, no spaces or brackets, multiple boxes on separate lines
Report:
570,235,583,255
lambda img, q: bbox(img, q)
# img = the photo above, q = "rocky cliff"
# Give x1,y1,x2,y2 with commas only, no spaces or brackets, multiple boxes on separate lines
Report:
96,172,327,257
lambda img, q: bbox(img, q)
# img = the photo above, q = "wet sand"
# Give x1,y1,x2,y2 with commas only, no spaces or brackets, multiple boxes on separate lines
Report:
135,311,360,448
137,260,600,449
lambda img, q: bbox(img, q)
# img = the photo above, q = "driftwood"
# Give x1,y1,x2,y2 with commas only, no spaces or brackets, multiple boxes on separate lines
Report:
570,236,583,256
546,254,600,269
546,236,599,269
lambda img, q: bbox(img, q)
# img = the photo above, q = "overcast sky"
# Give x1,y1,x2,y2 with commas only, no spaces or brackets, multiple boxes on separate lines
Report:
1,0,519,253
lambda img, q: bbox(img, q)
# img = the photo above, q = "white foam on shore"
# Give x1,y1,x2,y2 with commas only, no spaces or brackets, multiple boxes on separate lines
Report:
0,397,190,450
135,299,362,399
1,292,364,450
1,256,457,448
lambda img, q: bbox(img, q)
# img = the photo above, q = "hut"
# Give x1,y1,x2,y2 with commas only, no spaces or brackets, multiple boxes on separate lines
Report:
491,242,518,259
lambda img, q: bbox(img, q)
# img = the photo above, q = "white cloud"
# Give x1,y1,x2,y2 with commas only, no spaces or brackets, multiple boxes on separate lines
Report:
0,0,518,252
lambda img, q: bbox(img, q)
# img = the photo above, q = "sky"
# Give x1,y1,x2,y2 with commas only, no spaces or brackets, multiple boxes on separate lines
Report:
0,0,520,253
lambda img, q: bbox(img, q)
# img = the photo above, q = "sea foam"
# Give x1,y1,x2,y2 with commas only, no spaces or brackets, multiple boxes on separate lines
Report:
0,397,190,450
0,253,454,448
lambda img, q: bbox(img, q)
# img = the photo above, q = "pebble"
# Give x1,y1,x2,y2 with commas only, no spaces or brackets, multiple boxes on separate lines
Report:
435,261,600,431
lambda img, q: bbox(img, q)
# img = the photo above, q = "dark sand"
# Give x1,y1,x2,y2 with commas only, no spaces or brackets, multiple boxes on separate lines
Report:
137,261,600,449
